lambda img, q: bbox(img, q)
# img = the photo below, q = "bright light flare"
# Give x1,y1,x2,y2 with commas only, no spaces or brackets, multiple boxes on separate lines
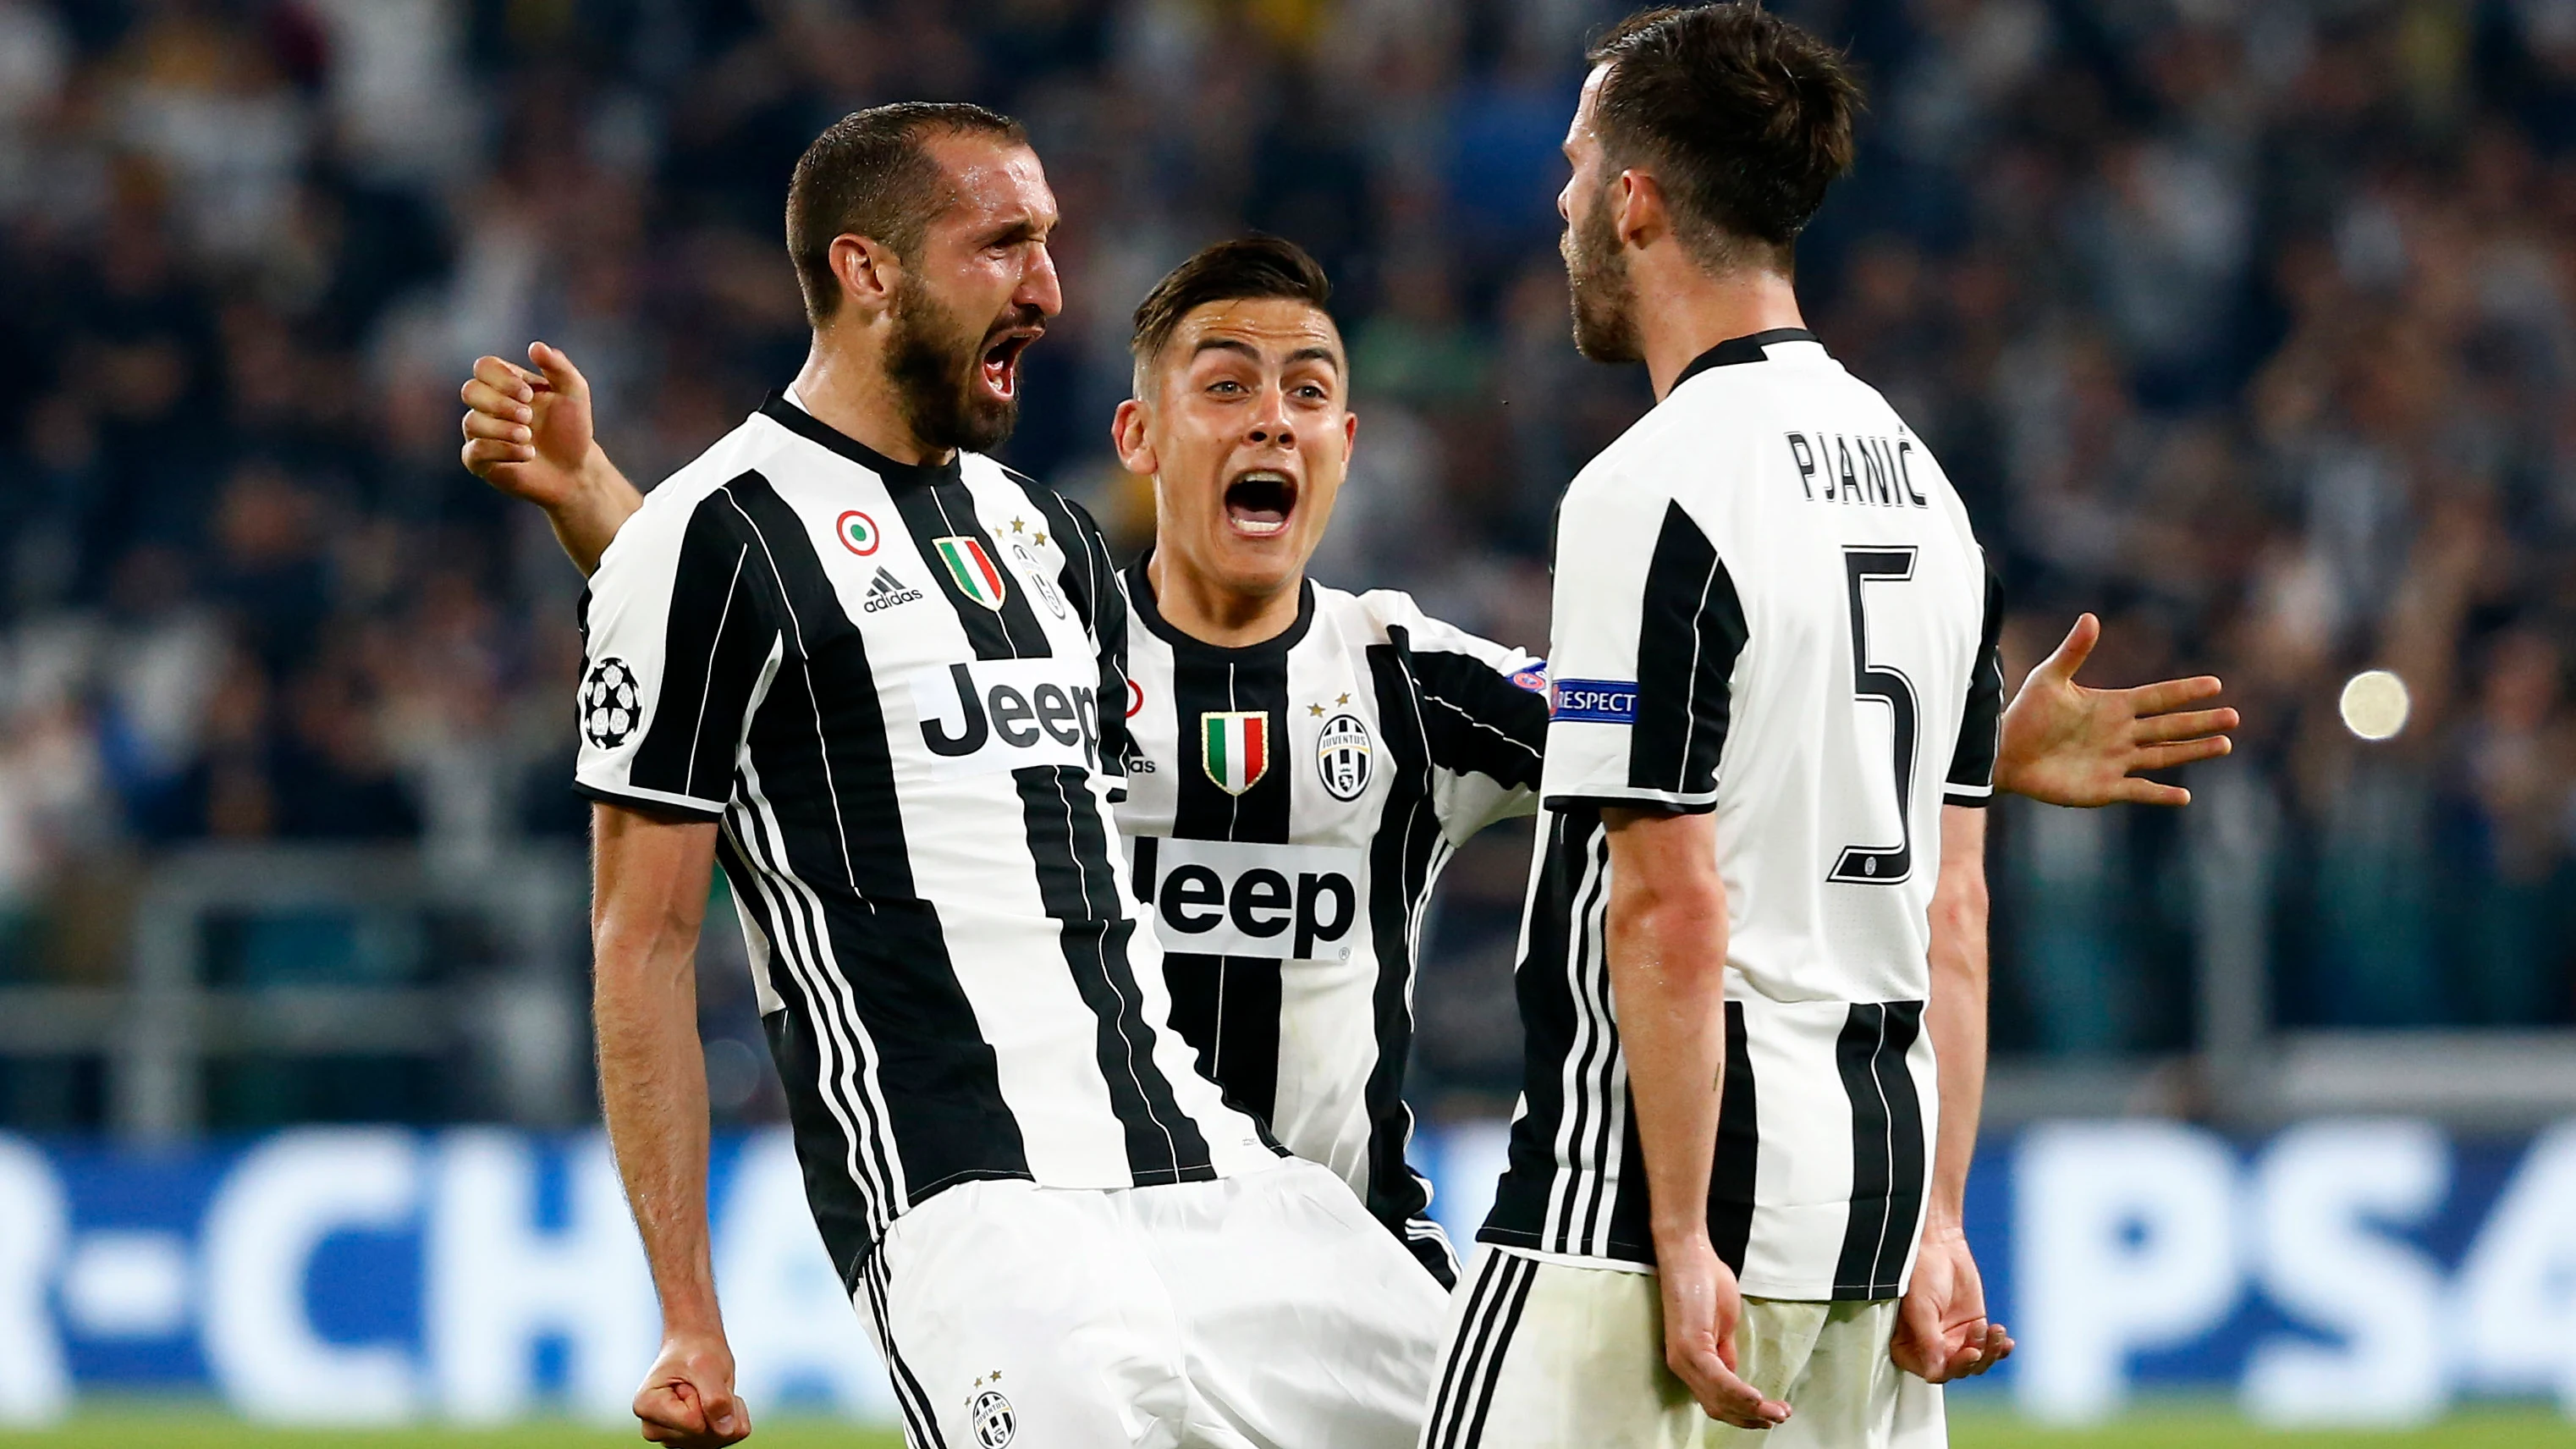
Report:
2338,669,2410,741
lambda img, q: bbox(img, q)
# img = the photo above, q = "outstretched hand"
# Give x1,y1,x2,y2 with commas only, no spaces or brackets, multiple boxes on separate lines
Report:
1996,614,2237,807
1892,1228,2012,1385
635,1330,751,1447
460,340,601,510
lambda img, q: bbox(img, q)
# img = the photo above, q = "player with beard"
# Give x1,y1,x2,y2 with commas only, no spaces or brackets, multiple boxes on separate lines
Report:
482,103,1450,1449
469,223,2232,1320
1421,8,2233,1448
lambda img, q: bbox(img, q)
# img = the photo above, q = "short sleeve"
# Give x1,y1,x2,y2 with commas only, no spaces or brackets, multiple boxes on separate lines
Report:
1943,561,2005,807
1539,486,1748,816
575,490,783,821
1369,594,1549,844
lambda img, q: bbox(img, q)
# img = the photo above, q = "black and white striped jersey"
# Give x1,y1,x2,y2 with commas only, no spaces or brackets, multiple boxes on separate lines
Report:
1116,559,1549,1285
1481,330,2005,1300
573,394,1283,1286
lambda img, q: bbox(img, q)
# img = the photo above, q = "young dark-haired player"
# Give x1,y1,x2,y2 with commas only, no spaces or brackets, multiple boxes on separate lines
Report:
469,224,2228,1318
492,105,1445,1449
1417,8,2232,1448
464,152,2230,1449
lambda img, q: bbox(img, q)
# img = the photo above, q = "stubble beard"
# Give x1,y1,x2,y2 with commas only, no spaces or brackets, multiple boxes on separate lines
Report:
885,281,1021,456
1563,191,1642,365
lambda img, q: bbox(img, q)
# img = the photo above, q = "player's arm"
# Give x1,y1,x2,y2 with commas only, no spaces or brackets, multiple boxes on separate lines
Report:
460,342,646,576
1893,805,2014,1384
1601,807,1790,1432
1379,598,1550,840
1995,612,2237,808
592,802,750,1447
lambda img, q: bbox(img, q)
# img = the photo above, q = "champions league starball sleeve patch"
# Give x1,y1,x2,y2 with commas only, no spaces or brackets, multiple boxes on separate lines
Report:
581,657,644,747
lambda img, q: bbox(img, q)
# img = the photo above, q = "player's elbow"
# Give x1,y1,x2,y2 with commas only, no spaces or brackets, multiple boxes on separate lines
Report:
1606,883,1730,981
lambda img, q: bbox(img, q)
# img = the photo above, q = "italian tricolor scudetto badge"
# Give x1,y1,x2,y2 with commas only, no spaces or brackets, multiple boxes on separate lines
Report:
932,536,1008,611
1201,711,1269,795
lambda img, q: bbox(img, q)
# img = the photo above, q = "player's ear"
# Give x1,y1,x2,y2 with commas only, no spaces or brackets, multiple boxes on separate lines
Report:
1111,397,1157,477
1340,407,1357,461
829,234,900,320
1613,170,1662,252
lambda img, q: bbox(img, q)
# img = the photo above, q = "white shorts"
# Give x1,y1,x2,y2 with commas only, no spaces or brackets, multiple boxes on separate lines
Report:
856,1157,1447,1448
1419,1247,1946,1449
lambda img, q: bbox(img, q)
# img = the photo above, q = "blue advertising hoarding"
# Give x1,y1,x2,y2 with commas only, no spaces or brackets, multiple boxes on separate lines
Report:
0,1121,2568,1426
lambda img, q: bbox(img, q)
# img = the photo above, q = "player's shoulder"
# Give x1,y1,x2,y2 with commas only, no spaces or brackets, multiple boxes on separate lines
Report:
1333,584,1534,673
594,411,785,577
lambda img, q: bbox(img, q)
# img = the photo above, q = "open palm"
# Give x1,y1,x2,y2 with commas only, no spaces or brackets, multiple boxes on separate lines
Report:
1998,614,2237,807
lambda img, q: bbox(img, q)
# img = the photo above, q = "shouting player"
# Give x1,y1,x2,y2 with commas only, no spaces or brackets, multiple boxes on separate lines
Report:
519,104,1443,1449
469,221,2231,1320
1424,8,2164,1448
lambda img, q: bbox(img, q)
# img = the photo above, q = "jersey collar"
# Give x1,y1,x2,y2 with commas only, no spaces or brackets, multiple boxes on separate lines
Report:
1124,551,1317,661
1671,328,1825,391
758,392,966,488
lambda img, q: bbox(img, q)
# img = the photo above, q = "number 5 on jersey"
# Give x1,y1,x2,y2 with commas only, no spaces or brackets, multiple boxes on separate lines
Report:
1831,546,1918,885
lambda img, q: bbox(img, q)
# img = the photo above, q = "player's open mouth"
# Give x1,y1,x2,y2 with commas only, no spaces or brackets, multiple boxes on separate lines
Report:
1224,469,1297,537
980,328,1038,399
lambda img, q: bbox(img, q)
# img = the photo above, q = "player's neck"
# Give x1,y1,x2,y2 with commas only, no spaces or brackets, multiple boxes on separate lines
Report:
1632,260,1808,402
790,339,953,467
1146,547,1302,649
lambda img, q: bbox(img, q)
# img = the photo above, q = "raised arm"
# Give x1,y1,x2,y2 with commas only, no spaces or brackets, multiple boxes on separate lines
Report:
591,801,748,1447
460,341,647,575
1891,805,2013,1384
1601,806,1791,1432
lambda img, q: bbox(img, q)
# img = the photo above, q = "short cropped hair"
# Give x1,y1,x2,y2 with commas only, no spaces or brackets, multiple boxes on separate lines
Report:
1587,5,1862,274
1128,235,1335,389
785,101,1028,325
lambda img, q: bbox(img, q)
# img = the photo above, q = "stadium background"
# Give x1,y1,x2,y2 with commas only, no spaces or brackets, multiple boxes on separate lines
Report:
0,0,2571,1441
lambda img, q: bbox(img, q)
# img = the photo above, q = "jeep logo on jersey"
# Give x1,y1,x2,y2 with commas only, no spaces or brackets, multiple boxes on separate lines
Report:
836,510,879,554
933,536,1009,610
911,659,1099,777
581,657,642,748
1200,712,1269,795
1131,836,1363,960
1551,678,1639,724
1316,713,1372,801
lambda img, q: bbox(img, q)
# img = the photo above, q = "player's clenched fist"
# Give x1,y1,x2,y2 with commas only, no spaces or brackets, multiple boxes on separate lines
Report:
633,1331,751,1447
460,340,602,510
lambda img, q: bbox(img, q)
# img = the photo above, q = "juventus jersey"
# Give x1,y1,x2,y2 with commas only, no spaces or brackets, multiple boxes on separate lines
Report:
574,394,1282,1286
1116,561,1549,1285
1481,330,2004,1300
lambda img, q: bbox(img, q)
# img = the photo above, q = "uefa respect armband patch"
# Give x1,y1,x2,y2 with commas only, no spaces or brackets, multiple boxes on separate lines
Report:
1550,679,1638,724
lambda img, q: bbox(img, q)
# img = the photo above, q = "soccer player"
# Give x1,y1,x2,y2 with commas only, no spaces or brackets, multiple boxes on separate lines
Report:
509,104,1445,1449
1423,8,2146,1447
467,227,2232,1326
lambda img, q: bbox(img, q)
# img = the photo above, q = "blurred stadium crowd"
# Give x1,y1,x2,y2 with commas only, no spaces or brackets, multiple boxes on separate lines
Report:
0,0,2571,1122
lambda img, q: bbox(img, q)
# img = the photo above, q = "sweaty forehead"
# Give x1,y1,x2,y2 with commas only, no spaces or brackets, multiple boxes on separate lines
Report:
925,134,1055,228
1567,64,1610,149
1175,298,1343,364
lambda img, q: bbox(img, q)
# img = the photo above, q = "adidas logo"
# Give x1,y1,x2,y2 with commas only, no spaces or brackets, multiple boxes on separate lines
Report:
863,565,925,614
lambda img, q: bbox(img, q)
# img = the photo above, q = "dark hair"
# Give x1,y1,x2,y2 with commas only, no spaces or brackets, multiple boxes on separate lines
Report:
1587,5,1861,274
1128,235,1335,377
785,101,1028,326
